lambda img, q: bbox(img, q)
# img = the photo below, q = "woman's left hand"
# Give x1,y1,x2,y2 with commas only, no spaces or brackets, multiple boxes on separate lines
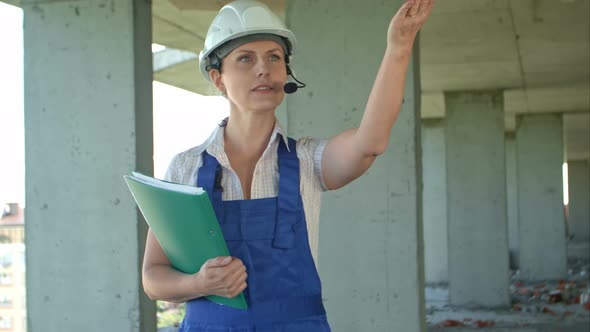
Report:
387,0,435,51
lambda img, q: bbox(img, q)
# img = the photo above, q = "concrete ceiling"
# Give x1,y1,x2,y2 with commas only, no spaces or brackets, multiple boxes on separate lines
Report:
2,0,17,7
420,0,589,91
4,0,589,160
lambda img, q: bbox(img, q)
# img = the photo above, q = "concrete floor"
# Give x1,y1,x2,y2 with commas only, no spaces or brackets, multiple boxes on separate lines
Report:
426,241,590,331
426,285,589,331
427,325,589,332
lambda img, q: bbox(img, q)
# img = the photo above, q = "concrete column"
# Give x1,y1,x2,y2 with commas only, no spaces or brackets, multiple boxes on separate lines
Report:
506,133,519,269
23,1,155,331
517,114,567,280
445,91,510,307
287,1,425,330
567,160,590,242
422,120,448,284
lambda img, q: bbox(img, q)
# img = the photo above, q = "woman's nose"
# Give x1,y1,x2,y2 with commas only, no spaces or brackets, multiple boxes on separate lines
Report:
256,60,271,77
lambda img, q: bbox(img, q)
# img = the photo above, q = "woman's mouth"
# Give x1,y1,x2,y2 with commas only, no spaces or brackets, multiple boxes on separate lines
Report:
252,84,275,92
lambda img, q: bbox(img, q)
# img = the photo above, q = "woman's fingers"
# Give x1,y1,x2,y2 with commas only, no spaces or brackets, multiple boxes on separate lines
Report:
416,0,435,21
227,262,247,284
406,0,434,20
203,256,232,269
392,0,434,29
233,282,248,297
215,258,247,297
406,0,423,18
219,269,247,298
399,0,415,18
228,273,248,297
227,258,246,277
227,281,248,298
197,256,249,298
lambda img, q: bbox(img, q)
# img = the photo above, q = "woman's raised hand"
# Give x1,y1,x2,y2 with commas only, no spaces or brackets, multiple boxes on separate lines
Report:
387,0,435,52
195,256,248,299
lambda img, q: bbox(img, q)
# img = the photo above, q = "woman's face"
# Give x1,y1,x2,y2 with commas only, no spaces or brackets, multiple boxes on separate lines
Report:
210,40,288,114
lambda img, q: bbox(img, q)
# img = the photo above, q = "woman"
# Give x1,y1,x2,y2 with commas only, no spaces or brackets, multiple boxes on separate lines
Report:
142,0,434,330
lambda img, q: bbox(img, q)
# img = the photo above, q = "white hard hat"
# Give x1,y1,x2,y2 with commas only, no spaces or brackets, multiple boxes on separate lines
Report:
199,0,297,81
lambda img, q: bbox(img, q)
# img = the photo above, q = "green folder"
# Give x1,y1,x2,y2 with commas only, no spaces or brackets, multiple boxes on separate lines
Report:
124,171,248,309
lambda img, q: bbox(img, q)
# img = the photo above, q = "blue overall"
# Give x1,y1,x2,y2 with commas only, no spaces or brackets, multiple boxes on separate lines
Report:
179,137,331,332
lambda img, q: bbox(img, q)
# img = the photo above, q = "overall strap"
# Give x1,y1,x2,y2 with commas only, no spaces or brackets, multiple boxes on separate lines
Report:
274,137,301,249
197,151,225,222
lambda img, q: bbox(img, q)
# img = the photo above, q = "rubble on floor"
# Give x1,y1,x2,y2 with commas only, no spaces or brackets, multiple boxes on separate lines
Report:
426,262,590,330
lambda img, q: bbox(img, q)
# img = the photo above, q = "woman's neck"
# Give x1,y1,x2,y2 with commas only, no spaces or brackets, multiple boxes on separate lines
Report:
224,108,276,160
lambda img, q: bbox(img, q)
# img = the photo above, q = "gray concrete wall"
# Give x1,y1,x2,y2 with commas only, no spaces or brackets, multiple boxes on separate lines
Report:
567,160,590,241
445,91,510,307
516,114,567,280
23,1,156,331
422,119,448,284
287,1,425,330
506,134,519,269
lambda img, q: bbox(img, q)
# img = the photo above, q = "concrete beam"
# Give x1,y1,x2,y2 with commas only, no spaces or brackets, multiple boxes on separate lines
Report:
167,0,285,15
564,113,590,161
504,113,517,132
153,48,197,72
152,11,207,53
424,86,590,130
504,86,590,114
153,57,219,96
421,92,445,119
1,0,20,7
168,0,226,11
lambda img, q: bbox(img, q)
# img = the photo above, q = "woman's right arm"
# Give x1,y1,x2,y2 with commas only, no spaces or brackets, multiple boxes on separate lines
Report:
142,229,248,303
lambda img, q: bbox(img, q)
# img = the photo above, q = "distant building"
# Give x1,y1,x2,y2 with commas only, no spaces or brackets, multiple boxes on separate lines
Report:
0,203,26,332
1,203,24,244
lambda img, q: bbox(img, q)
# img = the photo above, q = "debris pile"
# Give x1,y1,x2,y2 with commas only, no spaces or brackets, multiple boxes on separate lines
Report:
510,279,590,319
435,319,496,328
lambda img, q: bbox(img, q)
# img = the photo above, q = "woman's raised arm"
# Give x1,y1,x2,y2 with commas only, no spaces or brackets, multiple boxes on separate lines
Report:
321,0,435,190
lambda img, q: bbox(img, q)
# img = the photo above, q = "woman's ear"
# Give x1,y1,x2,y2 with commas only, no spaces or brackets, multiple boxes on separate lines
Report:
209,69,225,94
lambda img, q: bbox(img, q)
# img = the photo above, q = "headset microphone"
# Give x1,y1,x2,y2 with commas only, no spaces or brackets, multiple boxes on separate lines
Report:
284,82,298,94
284,66,306,94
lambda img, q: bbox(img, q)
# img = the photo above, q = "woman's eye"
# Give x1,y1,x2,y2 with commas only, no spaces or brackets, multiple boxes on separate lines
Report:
270,54,281,61
238,56,251,63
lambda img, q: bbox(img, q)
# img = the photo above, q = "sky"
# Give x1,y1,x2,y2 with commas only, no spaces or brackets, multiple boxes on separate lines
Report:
0,2,229,204
0,3,24,204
